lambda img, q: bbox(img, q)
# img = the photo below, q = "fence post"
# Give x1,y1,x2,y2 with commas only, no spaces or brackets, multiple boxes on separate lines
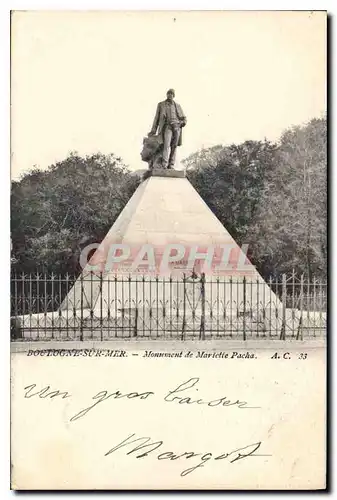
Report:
297,275,304,340
280,274,287,340
44,272,47,338
100,271,103,341
243,276,246,341
199,273,205,341
12,273,22,340
313,277,317,337
133,307,138,338
80,274,84,341
58,274,62,339
51,273,55,339
291,269,295,337
181,274,186,341
90,271,94,337
65,273,69,339
14,273,19,330
134,275,139,338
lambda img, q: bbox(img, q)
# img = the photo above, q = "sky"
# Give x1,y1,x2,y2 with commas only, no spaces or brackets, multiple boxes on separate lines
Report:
11,10,326,179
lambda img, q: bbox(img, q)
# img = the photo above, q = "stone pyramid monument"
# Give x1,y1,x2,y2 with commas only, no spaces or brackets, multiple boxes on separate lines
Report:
60,170,282,334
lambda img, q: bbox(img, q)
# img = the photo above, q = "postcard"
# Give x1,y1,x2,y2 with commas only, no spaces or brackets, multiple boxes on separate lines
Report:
10,10,327,490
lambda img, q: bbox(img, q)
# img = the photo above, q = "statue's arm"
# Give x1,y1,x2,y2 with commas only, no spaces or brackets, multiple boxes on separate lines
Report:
178,104,187,127
150,103,160,135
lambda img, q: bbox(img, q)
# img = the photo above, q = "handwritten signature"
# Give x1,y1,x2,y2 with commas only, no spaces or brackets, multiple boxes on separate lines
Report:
105,433,270,476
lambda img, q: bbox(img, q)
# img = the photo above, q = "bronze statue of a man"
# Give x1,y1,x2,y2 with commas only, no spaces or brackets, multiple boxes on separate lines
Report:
148,89,187,169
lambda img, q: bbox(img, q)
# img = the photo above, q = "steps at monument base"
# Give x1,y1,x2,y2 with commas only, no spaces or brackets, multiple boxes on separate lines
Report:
12,309,326,340
14,328,326,341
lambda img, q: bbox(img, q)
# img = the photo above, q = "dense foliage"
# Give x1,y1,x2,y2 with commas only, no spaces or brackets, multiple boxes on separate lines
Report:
11,117,327,279
11,152,139,274
185,117,327,279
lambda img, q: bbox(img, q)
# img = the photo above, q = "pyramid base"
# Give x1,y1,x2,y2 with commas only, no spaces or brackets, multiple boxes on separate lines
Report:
11,308,326,341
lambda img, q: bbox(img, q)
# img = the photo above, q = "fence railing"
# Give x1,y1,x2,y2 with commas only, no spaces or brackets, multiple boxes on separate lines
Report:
11,272,327,341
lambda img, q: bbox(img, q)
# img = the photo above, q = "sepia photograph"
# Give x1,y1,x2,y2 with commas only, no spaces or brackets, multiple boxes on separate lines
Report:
10,10,327,490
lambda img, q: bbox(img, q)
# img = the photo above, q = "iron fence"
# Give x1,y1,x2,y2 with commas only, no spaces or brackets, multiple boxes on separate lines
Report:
11,272,327,341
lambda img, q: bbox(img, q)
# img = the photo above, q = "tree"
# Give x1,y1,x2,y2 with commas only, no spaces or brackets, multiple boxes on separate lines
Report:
185,118,327,280
186,140,279,248
247,117,327,279
11,152,140,274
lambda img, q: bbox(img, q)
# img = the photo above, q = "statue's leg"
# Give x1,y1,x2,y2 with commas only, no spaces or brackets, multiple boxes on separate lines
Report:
168,126,180,168
162,126,172,169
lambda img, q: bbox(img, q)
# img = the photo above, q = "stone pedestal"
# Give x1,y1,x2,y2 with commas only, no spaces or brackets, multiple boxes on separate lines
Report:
149,168,186,178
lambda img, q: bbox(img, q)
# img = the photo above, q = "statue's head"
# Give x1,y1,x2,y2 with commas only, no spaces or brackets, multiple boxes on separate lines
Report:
166,88,175,102
141,135,162,163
